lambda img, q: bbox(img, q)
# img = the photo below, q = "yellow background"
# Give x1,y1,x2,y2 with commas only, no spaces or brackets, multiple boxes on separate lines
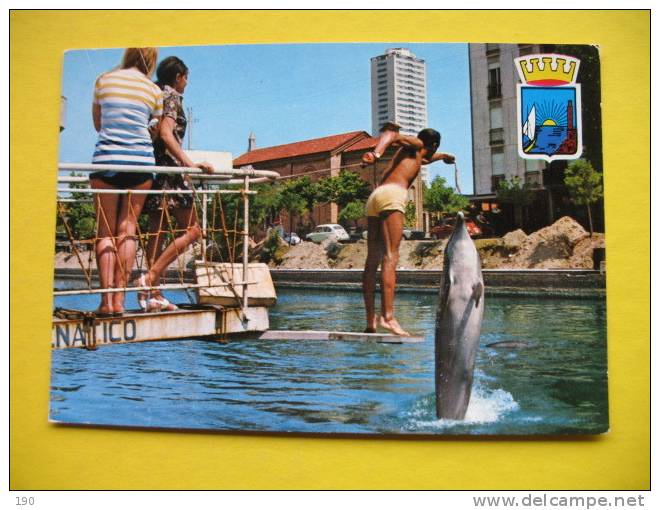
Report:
10,10,650,489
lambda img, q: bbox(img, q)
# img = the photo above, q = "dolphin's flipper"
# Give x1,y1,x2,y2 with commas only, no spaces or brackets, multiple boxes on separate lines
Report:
472,281,484,307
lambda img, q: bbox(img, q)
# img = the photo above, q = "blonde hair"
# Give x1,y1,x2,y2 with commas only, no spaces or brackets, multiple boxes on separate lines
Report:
121,48,158,77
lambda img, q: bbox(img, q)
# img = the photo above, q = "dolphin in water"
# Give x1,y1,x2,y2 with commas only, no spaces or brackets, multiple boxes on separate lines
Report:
486,340,533,349
435,212,485,420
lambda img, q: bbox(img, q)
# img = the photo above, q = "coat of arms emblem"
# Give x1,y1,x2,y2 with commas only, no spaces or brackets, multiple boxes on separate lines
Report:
515,54,582,161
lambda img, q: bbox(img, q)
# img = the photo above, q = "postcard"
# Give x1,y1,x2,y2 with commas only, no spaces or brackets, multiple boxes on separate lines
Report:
50,42,607,435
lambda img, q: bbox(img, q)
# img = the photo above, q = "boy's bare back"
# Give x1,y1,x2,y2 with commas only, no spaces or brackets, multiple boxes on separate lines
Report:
380,146,424,189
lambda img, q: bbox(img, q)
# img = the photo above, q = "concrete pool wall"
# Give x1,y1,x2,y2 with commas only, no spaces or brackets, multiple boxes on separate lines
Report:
55,268,606,298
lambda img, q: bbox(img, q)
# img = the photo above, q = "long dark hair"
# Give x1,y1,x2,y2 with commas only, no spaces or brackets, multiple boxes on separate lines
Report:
155,56,189,90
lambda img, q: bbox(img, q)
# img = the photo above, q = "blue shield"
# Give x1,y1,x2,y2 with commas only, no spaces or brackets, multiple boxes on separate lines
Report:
517,84,582,162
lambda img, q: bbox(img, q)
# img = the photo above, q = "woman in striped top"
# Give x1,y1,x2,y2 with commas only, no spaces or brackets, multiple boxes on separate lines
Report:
90,47,163,316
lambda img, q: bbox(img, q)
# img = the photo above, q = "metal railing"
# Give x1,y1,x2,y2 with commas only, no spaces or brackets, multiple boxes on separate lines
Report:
56,163,280,317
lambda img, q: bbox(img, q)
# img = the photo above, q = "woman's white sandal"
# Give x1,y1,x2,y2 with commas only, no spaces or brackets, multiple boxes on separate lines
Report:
146,296,179,312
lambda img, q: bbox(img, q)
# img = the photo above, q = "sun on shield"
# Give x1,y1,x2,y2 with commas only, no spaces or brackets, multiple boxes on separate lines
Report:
515,54,583,162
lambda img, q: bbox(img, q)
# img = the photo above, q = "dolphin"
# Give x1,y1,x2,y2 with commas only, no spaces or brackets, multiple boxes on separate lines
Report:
435,212,485,420
486,340,533,349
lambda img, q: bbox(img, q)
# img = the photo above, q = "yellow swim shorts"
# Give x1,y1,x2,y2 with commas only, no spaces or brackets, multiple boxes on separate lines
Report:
365,183,408,217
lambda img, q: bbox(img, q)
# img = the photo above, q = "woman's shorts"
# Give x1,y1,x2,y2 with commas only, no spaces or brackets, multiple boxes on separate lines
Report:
365,183,408,217
90,171,153,189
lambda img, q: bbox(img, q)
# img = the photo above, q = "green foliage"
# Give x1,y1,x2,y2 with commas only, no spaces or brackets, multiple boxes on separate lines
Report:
338,200,365,227
203,187,245,262
59,173,96,241
250,183,282,228
495,176,535,207
317,170,370,208
404,201,417,228
423,176,469,215
564,159,603,206
275,176,319,219
64,199,96,239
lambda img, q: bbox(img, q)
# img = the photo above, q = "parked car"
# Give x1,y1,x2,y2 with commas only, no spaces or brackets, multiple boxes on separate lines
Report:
305,224,350,243
283,232,301,245
430,217,482,239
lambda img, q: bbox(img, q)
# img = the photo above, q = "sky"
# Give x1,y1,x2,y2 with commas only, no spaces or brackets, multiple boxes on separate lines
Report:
59,43,474,194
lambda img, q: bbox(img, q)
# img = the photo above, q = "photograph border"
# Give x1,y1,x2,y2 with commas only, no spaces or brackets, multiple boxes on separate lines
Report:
10,9,650,489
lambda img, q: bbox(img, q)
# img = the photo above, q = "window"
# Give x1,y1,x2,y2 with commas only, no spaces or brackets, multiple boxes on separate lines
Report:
488,65,502,99
489,103,504,145
489,105,503,129
525,158,540,173
489,128,505,146
486,43,499,54
491,149,505,175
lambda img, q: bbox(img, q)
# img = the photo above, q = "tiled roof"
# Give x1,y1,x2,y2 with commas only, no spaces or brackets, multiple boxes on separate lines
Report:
343,136,379,152
233,131,369,166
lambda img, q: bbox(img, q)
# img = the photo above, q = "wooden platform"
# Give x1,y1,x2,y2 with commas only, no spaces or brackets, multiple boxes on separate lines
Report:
51,308,422,349
255,330,423,344
51,306,269,350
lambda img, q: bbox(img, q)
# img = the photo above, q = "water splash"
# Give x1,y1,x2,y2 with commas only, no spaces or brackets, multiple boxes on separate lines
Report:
401,385,519,432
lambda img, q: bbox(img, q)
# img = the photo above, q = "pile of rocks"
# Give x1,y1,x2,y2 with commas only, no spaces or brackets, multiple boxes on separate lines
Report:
506,216,604,269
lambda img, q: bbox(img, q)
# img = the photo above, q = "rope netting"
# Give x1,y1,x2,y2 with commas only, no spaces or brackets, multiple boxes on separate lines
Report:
55,184,249,305
53,156,401,304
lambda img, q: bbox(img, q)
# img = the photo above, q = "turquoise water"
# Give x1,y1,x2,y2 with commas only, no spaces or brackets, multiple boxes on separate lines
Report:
50,288,608,435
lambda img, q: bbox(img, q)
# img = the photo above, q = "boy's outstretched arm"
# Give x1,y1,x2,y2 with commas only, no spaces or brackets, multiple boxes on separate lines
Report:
361,127,423,166
424,152,456,165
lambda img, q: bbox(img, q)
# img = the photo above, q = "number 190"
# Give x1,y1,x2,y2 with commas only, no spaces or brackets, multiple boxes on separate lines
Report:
16,497,34,506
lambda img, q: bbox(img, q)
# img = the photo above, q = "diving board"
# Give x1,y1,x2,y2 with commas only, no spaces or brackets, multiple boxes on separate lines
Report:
254,330,423,344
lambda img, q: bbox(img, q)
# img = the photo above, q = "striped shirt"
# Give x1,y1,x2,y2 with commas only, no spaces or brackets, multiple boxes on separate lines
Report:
92,68,163,167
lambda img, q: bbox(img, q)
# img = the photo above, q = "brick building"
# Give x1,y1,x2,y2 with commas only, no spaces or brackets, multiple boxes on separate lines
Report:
233,131,425,233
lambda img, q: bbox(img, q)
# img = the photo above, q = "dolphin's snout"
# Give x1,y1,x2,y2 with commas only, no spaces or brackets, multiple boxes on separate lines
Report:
455,211,466,230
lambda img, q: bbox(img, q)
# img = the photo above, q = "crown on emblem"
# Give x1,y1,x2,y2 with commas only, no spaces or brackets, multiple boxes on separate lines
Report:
515,54,580,86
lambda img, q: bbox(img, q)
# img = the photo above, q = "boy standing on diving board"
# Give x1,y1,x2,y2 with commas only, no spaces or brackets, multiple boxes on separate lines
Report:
361,122,455,336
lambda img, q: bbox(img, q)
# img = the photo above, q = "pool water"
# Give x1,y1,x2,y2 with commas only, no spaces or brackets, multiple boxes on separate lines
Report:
50,288,608,435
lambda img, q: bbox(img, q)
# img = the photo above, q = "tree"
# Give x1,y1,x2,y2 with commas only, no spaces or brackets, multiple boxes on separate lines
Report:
404,201,417,228
496,176,535,229
63,197,96,240
250,182,282,231
338,200,365,229
423,176,469,217
58,173,97,243
317,170,370,209
276,176,317,235
564,159,603,236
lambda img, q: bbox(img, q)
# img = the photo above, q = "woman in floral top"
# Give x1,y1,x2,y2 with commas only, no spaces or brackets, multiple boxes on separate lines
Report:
138,56,214,312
